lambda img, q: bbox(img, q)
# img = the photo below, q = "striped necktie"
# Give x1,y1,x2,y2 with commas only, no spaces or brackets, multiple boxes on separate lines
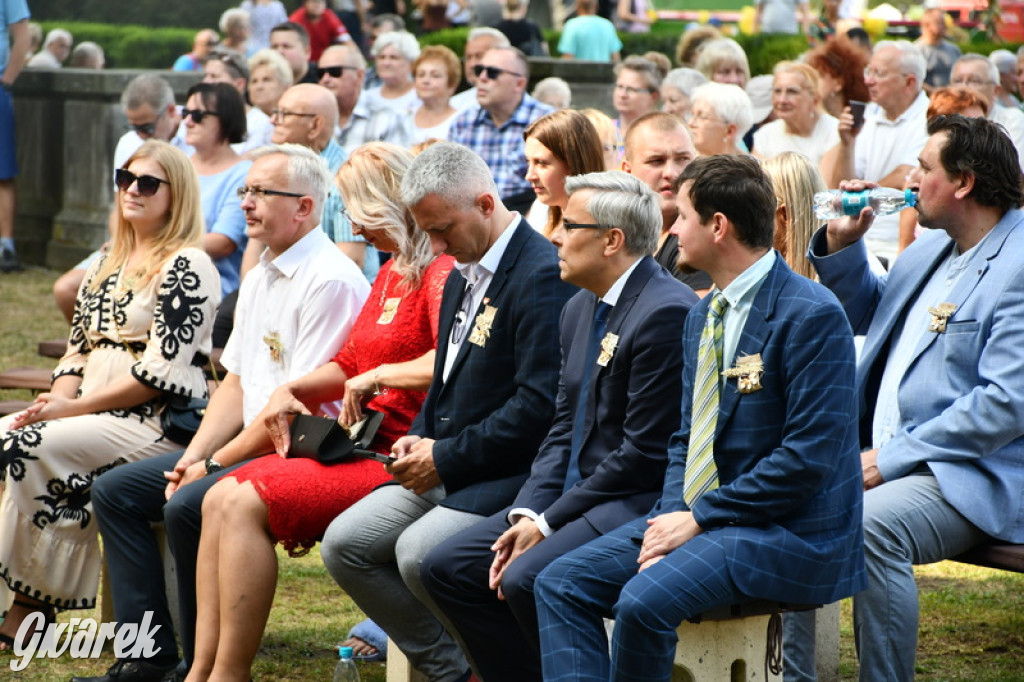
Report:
683,293,729,507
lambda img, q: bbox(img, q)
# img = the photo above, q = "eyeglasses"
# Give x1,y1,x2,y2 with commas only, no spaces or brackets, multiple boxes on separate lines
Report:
950,76,993,87
473,64,523,80
271,108,317,120
562,221,614,231
318,65,358,79
236,186,306,200
615,84,655,95
181,108,219,124
863,67,905,80
684,111,724,125
115,169,170,197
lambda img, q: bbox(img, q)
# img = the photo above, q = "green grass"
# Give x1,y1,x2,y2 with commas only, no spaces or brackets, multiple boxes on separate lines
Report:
3,269,1024,681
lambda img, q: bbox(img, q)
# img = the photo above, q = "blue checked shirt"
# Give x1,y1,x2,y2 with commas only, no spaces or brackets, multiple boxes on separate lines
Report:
448,93,554,199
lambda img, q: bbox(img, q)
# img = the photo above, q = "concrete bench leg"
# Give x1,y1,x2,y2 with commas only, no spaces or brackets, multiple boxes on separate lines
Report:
385,637,429,682
815,602,840,682
674,614,782,682
100,524,179,637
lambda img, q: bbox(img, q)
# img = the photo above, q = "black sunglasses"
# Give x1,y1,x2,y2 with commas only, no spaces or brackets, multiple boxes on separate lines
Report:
130,121,158,136
317,65,357,79
473,64,523,80
181,108,219,124
115,169,170,197
563,221,614,231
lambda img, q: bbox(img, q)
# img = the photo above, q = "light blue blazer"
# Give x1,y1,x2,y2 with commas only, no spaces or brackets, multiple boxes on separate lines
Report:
810,208,1024,543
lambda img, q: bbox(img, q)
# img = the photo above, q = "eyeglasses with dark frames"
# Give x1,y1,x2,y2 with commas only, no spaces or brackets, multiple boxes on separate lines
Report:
115,169,170,197
473,64,523,80
271,108,317,120
181,108,220,124
236,186,306,201
562,221,615,231
317,65,358,79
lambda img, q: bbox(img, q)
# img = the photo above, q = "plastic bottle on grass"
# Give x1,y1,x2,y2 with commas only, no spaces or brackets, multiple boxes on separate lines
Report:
813,188,916,221
333,646,360,682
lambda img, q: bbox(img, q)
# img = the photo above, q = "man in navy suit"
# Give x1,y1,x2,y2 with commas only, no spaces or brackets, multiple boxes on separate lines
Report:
419,171,699,681
533,154,866,682
320,141,576,681
810,115,1024,681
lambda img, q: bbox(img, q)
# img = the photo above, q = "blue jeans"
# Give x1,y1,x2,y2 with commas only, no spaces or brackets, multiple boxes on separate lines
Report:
853,473,989,682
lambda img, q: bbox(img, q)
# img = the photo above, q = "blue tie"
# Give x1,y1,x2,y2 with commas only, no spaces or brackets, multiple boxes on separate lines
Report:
563,301,612,493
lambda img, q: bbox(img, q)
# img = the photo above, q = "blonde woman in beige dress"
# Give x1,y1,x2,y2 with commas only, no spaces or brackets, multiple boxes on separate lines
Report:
0,140,220,650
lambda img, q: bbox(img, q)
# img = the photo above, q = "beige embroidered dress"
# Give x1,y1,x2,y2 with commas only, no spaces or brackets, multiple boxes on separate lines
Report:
0,247,219,609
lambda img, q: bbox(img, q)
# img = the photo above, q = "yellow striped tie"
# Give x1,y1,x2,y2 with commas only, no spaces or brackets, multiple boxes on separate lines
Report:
683,293,728,507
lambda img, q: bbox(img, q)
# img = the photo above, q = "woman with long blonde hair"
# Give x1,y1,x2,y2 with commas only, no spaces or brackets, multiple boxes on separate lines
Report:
0,141,219,649
763,151,823,280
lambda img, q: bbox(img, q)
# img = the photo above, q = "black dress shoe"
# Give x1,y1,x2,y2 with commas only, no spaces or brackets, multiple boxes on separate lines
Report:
70,659,178,682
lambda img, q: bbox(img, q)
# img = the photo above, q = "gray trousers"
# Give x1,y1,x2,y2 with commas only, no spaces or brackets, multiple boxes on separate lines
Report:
320,484,481,682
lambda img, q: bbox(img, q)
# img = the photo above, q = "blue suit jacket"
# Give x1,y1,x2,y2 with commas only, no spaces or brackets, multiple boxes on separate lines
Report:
651,256,866,605
810,209,1024,543
410,220,577,516
512,257,699,533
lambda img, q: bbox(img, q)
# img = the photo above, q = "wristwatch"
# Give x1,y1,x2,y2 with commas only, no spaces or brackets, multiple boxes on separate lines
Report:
204,457,224,476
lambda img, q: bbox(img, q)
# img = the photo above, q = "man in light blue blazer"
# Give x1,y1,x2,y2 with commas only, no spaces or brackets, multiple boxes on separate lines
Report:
533,154,866,682
809,114,1024,682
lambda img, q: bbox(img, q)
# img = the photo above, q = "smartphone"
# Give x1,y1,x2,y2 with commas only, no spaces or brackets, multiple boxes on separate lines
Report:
355,449,396,464
849,100,867,131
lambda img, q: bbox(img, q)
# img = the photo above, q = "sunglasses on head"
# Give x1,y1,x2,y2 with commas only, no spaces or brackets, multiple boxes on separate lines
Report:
181,108,219,124
115,169,170,197
317,65,357,79
473,64,523,80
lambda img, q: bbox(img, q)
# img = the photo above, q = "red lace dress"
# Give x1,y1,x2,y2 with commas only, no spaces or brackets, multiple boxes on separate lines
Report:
229,255,455,555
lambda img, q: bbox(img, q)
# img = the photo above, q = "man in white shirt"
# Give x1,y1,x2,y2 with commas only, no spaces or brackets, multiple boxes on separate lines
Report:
824,40,929,266
77,144,369,682
950,53,1024,171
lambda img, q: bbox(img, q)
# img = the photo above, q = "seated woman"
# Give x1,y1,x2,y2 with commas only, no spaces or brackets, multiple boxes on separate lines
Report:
246,48,293,119
661,67,707,121
693,38,749,88
523,109,607,238
364,31,421,118
0,141,220,648
612,56,662,155
184,143,455,681
753,61,839,165
409,45,461,145
686,81,754,157
804,37,869,119
762,151,826,280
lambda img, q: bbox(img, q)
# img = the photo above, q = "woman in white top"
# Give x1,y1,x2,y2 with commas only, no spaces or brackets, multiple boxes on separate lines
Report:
752,61,839,165
364,31,421,117
409,45,461,144
685,82,754,157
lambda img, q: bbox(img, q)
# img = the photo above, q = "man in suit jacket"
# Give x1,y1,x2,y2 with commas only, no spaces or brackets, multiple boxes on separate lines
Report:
533,154,866,682
809,115,1024,682
419,171,699,681
320,141,576,681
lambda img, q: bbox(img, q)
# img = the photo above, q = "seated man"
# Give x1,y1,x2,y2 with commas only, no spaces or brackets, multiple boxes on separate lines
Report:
73,144,369,682
320,141,576,682
533,154,866,682
420,170,698,681
809,115,1024,681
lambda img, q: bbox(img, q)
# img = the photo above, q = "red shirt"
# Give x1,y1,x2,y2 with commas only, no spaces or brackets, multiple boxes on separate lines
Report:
289,7,350,62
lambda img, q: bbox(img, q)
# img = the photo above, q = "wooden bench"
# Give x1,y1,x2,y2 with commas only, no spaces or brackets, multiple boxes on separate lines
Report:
0,399,32,416
953,542,1024,573
37,338,67,359
0,367,51,392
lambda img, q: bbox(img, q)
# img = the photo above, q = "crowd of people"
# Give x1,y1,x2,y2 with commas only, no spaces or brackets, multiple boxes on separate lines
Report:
3,2,1024,682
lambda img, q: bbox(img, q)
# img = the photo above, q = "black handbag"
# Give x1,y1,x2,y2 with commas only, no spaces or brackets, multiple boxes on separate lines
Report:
288,410,384,465
161,395,208,445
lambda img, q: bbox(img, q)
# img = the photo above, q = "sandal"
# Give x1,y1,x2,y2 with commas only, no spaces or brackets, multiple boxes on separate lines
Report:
0,597,55,652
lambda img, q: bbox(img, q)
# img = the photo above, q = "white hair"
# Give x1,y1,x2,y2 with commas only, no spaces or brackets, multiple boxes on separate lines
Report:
692,81,754,139
564,171,660,256
663,67,708,98
989,49,1017,75
247,144,332,224
874,40,927,89
401,142,497,209
957,53,1001,85
220,8,250,33
466,27,511,47
248,48,294,87
532,77,572,109
44,28,72,49
371,31,421,61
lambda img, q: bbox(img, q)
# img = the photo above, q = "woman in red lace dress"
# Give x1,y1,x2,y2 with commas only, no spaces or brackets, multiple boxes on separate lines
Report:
186,143,454,681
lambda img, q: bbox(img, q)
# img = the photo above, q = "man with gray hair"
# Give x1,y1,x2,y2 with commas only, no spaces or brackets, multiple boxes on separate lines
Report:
321,141,575,682
450,27,511,111
825,40,929,265
950,53,1024,169
420,170,699,682
988,48,1020,106
76,143,369,682
25,27,71,68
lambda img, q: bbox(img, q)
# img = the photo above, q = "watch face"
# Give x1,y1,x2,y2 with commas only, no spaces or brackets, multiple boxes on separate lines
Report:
206,459,223,475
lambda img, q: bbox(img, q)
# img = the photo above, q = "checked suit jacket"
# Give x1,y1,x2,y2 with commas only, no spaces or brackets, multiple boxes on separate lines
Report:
651,255,867,605
409,219,577,516
512,256,699,533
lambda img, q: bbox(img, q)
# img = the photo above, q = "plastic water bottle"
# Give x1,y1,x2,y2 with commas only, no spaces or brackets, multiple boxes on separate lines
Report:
813,188,916,220
333,646,360,682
